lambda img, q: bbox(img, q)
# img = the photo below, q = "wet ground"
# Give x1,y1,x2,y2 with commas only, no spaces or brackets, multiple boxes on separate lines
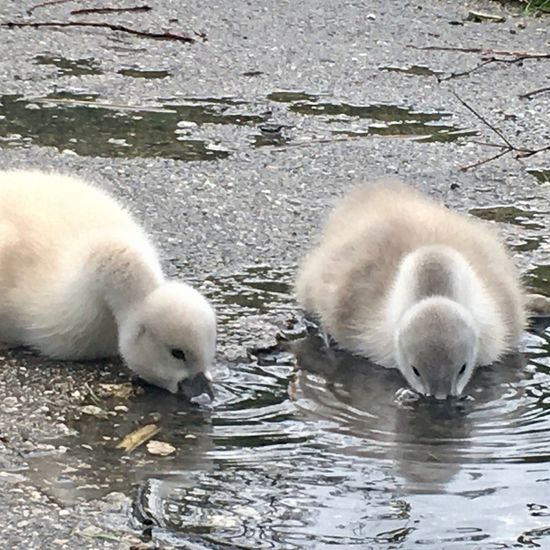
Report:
0,0,549,548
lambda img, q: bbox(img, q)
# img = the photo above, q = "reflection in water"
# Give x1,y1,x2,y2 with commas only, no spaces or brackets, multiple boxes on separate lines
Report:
293,334,534,489
275,96,477,143
0,94,269,161
35,55,103,76
18,264,550,548
290,101,445,121
525,265,550,296
469,205,549,258
379,65,443,77
0,86,482,162
117,68,171,79
528,169,550,185
267,91,320,103
469,205,548,230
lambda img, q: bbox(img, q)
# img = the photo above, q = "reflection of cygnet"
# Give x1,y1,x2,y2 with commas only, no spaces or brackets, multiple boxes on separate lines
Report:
296,180,525,399
0,170,215,397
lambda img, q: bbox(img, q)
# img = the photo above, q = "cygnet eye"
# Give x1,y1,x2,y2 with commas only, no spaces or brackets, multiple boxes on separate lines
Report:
412,366,421,378
458,363,467,376
170,348,186,361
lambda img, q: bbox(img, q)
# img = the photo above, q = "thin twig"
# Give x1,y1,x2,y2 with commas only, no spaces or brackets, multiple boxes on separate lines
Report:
515,144,550,158
71,5,152,16
459,148,511,172
438,58,495,81
439,56,536,82
28,0,76,15
408,44,550,58
452,91,515,149
519,86,550,100
453,92,549,171
0,20,198,43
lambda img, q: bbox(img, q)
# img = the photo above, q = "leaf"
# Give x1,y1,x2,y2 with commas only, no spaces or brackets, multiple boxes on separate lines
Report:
466,11,506,22
146,440,176,456
98,383,139,399
116,424,160,453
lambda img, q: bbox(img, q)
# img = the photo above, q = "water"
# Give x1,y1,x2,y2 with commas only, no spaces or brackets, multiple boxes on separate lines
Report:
279,95,477,143
0,88,478,163
469,206,548,231
35,55,103,76
20,265,550,549
0,93,266,161
118,68,172,79
379,65,443,78
528,169,550,186
469,205,549,259
127,286,550,549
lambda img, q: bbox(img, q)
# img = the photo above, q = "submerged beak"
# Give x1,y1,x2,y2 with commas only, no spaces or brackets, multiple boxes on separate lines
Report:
178,372,215,401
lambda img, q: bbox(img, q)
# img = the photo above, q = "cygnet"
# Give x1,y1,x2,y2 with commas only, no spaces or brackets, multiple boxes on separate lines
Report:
0,170,215,397
296,180,525,399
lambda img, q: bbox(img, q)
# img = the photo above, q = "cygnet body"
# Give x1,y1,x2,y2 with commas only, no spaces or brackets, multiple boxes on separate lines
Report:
0,170,216,396
296,180,525,398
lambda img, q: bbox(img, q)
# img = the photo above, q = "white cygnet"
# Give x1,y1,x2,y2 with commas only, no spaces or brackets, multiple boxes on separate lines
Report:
296,179,526,399
0,170,216,397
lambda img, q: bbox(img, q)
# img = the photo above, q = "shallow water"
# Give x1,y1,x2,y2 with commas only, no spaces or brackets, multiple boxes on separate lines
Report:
35,55,104,77
20,265,550,549
528,169,550,185
379,65,443,78
130,295,550,549
0,87,479,162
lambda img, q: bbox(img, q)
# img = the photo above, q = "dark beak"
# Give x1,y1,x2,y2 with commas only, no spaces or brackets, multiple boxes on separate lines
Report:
178,372,215,401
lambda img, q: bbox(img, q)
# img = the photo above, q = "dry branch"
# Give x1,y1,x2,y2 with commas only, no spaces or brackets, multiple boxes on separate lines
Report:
519,86,550,100
439,55,540,82
0,20,199,43
71,6,152,16
407,44,550,58
28,0,75,15
452,92,549,171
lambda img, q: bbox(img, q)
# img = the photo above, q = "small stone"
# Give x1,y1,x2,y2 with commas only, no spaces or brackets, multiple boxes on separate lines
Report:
148,412,162,422
176,120,198,129
146,440,176,456
3,396,18,407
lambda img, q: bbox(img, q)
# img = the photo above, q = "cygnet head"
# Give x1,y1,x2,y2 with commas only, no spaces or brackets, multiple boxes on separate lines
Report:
119,282,216,397
395,297,479,399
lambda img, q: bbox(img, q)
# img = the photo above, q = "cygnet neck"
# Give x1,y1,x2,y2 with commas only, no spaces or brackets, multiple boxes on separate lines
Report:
387,245,478,326
82,236,164,325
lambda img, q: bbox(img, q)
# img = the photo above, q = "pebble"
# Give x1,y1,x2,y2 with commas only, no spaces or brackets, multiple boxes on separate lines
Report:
3,396,18,407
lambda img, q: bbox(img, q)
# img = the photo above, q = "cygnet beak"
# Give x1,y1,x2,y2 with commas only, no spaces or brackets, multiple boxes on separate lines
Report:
430,393,449,401
178,372,215,401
